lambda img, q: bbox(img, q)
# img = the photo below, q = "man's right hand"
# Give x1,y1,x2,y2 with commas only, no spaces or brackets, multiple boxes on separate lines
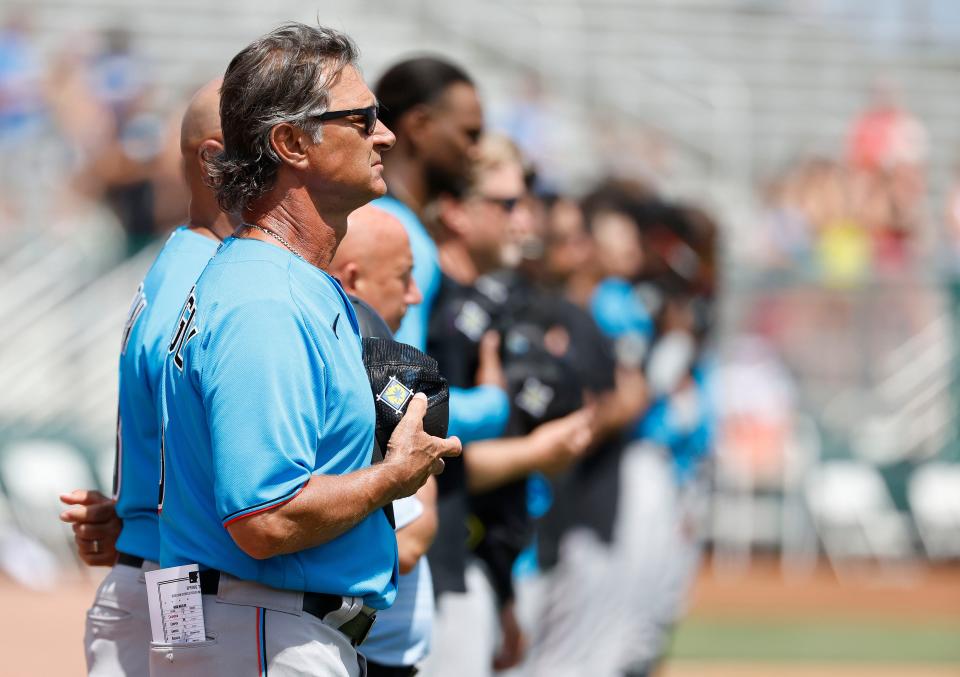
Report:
59,489,122,567
385,392,462,498
590,366,648,440
529,406,596,475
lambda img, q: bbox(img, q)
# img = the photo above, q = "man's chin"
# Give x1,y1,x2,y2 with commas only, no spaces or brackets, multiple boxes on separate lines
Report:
370,177,389,198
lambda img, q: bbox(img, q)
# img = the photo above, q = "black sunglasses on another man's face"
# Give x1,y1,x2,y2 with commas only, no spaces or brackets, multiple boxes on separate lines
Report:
316,104,379,136
475,195,519,213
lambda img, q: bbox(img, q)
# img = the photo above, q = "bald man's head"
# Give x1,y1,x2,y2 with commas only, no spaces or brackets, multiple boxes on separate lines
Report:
331,204,421,331
181,77,223,155
180,78,230,230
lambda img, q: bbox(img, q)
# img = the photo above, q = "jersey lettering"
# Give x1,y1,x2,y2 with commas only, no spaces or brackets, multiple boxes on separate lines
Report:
113,410,122,499
120,283,148,355
157,427,166,513
168,288,200,371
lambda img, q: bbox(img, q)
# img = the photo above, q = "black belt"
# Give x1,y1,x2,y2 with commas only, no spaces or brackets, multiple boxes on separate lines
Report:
365,661,418,677
198,569,376,647
117,552,145,568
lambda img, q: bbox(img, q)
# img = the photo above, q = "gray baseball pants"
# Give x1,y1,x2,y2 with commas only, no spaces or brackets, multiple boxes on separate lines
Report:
521,443,698,677
148,573,366,677
416,558,499,677
85,558,159,676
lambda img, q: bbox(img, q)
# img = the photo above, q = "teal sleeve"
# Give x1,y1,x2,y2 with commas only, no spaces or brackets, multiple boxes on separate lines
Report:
448,385,510,445
590,277,654,340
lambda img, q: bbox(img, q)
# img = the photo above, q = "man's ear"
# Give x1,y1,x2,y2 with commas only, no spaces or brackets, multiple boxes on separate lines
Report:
269,123,311,170
339,261,362,295
436,194,470,237
197,139,223,183
401,104,434,153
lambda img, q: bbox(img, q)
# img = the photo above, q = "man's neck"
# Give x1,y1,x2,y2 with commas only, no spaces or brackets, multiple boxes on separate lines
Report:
438,239,481,286
382,154,430,216
244,193,347,270
188,208,239,242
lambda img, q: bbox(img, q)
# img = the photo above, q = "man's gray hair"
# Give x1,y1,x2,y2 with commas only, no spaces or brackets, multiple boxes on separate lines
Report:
207,22,360,213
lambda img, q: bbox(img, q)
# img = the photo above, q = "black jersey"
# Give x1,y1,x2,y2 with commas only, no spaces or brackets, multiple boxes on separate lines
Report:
428,270,592,603
426,274,494,596
525,293,626,572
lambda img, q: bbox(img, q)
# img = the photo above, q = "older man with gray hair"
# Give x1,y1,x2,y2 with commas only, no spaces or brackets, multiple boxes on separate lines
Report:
154,23,461,677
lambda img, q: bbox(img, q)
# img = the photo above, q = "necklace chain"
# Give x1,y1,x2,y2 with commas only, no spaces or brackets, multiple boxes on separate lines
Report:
245,224,304,260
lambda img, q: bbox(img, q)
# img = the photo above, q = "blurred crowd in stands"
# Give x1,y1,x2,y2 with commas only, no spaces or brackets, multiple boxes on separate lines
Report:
0,15,186,255
756,84,931,283
3,11,951,289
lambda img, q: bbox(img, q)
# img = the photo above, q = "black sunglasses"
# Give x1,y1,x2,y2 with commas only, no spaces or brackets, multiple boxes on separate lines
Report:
477,195,519,212
316,104,379,135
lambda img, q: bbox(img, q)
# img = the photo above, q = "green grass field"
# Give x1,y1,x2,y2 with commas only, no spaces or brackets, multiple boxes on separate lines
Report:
669,617,960,665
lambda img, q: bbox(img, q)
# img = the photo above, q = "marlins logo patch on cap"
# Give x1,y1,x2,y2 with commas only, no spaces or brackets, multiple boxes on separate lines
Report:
377,376,413,414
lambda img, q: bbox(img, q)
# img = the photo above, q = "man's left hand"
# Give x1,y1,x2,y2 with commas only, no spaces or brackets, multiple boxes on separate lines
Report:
493,600,526,671
60,489,122,567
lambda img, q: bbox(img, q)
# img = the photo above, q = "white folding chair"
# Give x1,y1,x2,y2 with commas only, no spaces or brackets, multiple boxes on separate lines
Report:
909,462,960,560
0,439,98,568
805,460,914,575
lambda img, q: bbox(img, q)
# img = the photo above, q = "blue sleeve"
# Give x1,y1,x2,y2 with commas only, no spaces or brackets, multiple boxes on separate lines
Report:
673,414,713,486
448,385,510,445
686,366,718,463
590,278,654,340
394,219,441,352
634,395,681,450
199,298,323,526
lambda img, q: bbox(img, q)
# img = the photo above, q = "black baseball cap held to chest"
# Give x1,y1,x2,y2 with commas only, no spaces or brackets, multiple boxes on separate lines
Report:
362,337,450,455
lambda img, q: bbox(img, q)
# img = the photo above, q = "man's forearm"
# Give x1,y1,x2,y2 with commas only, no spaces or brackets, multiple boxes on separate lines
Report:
396,506,437,573
227,463,401,560
464,437,541,494
227,392,460,561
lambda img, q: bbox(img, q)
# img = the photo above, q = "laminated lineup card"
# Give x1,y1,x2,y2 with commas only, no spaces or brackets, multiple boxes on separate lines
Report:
144,563,207,643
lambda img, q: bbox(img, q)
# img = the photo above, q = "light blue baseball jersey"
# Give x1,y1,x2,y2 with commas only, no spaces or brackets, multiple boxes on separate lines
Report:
373,196,438,353
114,227,219,562
158,237,398,608
373,195,509,444
361,495,433,666
635,363,715,485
